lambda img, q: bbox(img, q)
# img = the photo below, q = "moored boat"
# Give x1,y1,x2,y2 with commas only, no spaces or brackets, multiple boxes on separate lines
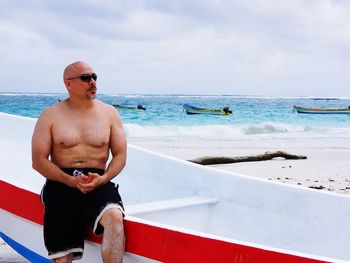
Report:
293,105,350,114
1,113,350,262
113,104,146,110
183,104,232,115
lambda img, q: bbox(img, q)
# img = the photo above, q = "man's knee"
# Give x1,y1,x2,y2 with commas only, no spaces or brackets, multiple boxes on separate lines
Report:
52,254,73,263
100,207,124,227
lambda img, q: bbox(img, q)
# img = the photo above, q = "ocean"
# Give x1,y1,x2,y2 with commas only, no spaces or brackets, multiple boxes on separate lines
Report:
1,93,350,142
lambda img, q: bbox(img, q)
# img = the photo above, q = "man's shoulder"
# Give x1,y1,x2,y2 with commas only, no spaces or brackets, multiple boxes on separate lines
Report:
39,101,65,120
95,100,115,112
95,99,110,106
95,100,121,122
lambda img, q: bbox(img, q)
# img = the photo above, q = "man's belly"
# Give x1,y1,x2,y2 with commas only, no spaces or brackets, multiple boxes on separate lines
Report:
51,147,108,169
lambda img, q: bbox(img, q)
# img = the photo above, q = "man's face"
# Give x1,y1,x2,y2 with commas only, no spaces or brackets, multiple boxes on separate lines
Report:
66,65,97,100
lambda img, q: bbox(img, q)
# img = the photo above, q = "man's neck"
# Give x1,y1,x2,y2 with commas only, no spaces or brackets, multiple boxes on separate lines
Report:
66,97,96,110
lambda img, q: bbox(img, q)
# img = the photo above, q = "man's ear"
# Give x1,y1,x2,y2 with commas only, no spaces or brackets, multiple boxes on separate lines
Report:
64,79,72,92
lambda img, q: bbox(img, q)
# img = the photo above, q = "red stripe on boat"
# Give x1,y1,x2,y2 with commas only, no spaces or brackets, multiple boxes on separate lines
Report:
0,180,328,263
0,180,43,225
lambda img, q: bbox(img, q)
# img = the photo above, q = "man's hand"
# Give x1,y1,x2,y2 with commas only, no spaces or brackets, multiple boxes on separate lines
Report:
76,172,106,193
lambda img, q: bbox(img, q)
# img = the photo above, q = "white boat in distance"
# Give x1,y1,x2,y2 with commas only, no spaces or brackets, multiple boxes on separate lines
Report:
183,104,233,115
293,105,350,114
1,113,350,262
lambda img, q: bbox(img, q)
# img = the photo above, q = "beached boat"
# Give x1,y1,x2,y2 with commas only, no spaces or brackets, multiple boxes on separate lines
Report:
1,112,350,262
293,105,350,114
183,104,232,115
113,104,146,110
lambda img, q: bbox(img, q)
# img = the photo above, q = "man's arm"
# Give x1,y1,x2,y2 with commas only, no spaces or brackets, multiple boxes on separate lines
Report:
31,109,77,187
102,108,127,183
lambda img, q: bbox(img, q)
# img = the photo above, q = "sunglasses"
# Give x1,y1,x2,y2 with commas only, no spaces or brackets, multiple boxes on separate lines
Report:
67,73,97,82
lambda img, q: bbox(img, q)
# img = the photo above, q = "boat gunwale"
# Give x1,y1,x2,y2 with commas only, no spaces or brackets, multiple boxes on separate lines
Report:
0,179,336,263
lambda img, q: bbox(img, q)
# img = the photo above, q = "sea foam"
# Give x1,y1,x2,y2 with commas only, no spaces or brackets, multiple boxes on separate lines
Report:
124,122,350,140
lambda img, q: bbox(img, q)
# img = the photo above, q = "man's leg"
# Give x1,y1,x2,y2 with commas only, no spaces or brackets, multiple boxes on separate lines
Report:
99,208,125,263
52,254,73,263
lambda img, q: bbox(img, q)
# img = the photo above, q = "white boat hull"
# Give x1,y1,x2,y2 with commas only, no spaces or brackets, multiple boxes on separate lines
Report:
185,109,228,115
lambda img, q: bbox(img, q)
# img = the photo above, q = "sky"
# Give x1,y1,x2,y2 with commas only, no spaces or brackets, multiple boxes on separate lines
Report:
1,0,350,96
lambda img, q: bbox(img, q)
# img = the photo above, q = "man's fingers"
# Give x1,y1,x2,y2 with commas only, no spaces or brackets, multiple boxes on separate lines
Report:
76,173,102,193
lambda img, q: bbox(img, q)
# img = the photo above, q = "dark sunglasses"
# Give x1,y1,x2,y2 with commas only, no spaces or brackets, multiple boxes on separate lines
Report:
67,73,97,82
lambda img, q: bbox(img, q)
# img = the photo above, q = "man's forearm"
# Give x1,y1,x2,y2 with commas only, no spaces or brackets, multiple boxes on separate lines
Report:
32,158,76,187
103,156,126,183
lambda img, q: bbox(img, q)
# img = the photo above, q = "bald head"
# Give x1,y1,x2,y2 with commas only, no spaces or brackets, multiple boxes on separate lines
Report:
63,61,93,80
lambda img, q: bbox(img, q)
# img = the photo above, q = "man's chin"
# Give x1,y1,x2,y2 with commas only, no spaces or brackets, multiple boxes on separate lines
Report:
88,94,96,100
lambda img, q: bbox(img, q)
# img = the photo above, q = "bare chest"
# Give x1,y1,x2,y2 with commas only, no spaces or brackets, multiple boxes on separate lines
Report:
52,118,110,148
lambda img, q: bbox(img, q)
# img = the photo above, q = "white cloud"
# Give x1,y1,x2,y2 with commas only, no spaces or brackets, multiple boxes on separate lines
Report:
1,0,350,96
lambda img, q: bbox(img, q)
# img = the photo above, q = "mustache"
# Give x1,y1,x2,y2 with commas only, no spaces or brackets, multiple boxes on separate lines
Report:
88,86,96,91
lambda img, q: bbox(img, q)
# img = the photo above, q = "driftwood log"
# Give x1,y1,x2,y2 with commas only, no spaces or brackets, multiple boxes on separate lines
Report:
188,151,307,165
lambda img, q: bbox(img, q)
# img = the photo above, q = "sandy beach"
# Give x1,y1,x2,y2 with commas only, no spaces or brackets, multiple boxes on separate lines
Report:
128,136,350,195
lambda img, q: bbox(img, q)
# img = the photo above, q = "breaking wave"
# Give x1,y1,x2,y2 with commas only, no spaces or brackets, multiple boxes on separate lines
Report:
124,122,350,140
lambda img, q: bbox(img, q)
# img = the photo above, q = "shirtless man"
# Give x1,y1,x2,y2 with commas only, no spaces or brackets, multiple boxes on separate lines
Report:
32,61,126,263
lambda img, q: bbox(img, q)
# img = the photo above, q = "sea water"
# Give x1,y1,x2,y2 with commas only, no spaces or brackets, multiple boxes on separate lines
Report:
1,93,350,142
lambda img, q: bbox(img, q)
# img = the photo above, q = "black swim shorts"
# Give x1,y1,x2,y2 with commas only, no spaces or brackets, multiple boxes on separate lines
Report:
41,168,124,260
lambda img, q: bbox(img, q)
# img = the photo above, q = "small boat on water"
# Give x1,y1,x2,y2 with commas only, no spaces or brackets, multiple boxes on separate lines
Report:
293,105,350,114
113,104,146,110
183,104,232,115
1,113,350,262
